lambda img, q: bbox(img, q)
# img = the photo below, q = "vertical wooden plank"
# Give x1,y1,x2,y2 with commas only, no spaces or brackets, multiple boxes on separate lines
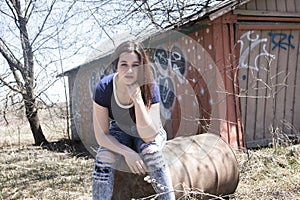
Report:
195,28,212,130
252,30,261,141
255,30,269,140
263,30,274,139
222,16,239,149
233,32,246,148
237,30,251,144
264,30,280,141
213,18,229,140
221,19,230,143
276,0,287,11
211,23,224,136
187,31,209,135
172,97,180,138
247,32,262,143
274,30,289,133
182,35,202,137
240,31,260,143
230,21,245,148
196,28,213,134
284,30,299,135
266,0,277,11
286,0,296,12
293,30,300,133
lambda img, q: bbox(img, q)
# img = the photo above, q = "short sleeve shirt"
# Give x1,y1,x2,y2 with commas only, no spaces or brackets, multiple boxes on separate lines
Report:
93,73,160,132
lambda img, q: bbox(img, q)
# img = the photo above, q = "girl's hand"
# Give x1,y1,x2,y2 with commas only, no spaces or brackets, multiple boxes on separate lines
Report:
126,82,142,102
123,150,147,175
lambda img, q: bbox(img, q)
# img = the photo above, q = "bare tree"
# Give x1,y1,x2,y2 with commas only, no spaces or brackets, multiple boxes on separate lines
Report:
0,0,49,145
0,0,90,145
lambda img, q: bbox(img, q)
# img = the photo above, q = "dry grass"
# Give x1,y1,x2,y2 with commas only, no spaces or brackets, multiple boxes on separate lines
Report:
0,145,93,199
0,106,93,199
234,146,300,200
0,110,299,199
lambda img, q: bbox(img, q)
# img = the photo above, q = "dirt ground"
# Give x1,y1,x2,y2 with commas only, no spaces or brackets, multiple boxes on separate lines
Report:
0,117,299,199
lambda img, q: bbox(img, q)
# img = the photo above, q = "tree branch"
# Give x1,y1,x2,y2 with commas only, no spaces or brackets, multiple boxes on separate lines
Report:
31,0,57,46
5,0,20,29
0,75,21,93
24,0,35,20
0,37,24,71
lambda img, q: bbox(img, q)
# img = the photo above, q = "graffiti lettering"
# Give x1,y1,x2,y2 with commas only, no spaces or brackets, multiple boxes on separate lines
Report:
154,49,169,71
268,32,295,51
153,45,190,119
237,31,275,71
159,77,175,110
171,46,186,76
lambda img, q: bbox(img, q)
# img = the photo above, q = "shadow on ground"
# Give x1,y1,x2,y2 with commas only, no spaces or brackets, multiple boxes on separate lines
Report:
42,139,93,158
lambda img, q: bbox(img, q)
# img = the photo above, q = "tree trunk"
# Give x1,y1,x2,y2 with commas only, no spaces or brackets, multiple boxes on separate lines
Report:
24,95,48,146
17,5,48,146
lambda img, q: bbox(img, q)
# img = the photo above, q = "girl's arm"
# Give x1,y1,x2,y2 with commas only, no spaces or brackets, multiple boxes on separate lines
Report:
127,83,161,143
134,99,161,143
93,101,134,156
93,101,147,174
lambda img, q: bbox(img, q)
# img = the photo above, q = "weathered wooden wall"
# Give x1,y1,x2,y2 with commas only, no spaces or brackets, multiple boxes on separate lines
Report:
236,0,300,147
147,30,226,140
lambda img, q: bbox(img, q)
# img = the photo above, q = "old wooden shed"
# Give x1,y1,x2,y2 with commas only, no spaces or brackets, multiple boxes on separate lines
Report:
61,0,300,152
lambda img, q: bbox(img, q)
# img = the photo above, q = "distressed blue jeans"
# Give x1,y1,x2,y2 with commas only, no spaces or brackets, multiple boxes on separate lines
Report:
92,121,175,200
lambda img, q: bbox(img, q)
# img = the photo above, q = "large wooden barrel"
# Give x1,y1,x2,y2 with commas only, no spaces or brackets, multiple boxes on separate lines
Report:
113,133,239,199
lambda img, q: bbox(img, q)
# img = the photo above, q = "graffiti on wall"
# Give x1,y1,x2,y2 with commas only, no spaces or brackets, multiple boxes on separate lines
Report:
237,31,275,72
268,32,295,51
170,46,186,77
153,45,187,119
238,31,296,74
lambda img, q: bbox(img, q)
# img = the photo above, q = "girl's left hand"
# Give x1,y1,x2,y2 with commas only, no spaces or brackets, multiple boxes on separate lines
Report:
124,150,147,175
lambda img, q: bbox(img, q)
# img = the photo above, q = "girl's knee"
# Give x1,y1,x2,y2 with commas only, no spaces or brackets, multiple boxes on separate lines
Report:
93,150,116,183
140,142,161,154
140,143,165,169
95,150,116,166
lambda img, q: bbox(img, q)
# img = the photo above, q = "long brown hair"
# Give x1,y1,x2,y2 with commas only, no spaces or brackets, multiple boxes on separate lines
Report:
111,41,154,108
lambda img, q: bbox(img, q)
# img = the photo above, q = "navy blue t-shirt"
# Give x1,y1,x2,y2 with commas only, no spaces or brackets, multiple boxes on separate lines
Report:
93,73,160,132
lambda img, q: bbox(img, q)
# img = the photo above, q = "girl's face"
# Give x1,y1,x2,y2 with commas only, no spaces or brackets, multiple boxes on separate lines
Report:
117,52,140,85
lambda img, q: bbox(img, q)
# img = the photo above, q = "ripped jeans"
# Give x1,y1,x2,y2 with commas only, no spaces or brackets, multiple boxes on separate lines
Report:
92,121,175,200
